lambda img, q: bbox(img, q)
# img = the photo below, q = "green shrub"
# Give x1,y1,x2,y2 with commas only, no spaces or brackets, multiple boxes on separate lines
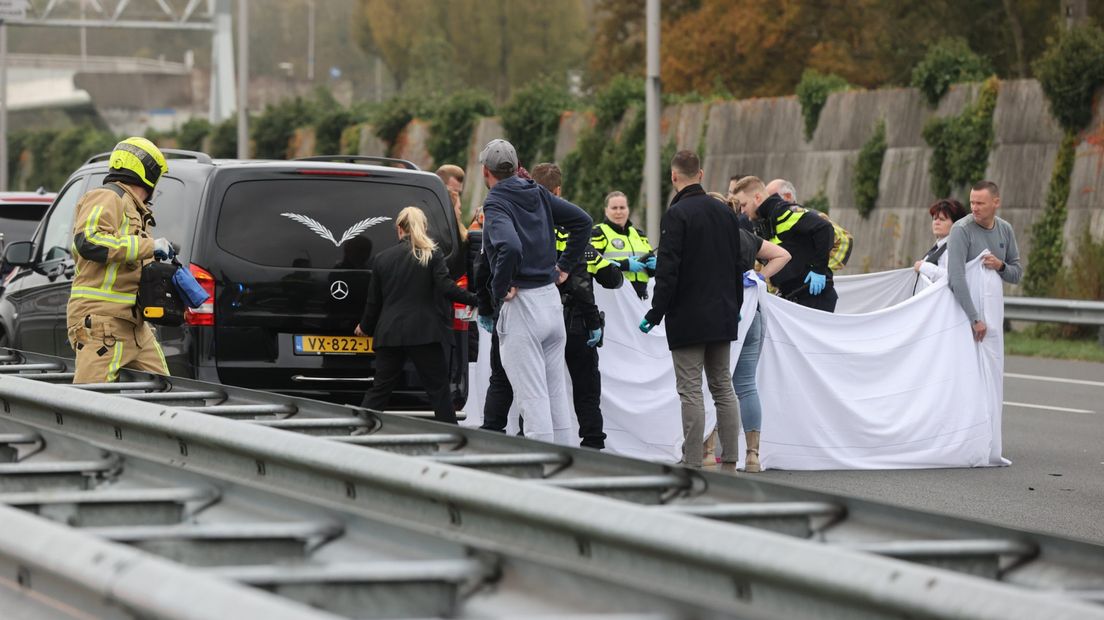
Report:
500,78,574,167
1034,25,1104,132
314,107,355,156
209,117,238,158
177,118,212,152
428,90,495,169
592,75,645,129
853,120,887,219
370,96,436,156
911,37,991,106
559,76,650,215
252,98,313,159
922,77,998,198
8,126,116,191
1025,131,1076,297
804,190,830,215
795,69,849,140
1035,229,1104,340
340,124,364,155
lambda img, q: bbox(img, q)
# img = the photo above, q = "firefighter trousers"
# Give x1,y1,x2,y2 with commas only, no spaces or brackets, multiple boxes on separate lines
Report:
68,313,169,384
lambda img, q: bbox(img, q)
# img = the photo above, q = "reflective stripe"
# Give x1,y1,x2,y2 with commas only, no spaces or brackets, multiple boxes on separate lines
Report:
71,287,137,304
84,204,141,257
151,337,169,375
595,223,652,282
106,341,124,383
85,206,127,249
769,208,805,245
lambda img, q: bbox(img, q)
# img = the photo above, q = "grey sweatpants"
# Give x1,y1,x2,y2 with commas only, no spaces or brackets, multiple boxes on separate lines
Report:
497,283,573,444
672,341,740,468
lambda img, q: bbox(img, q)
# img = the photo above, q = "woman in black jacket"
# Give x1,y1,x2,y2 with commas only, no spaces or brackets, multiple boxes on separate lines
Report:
355,206,477,423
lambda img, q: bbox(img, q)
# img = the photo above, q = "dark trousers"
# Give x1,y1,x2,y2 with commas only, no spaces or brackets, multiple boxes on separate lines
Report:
564,331,605,449
480,329,514,432
362,343,456,424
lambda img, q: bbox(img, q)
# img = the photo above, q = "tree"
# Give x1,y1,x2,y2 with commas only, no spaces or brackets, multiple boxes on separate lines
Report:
355,0,587,101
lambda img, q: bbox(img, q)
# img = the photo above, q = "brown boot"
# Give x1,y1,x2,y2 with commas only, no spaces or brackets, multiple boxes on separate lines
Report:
744,431,761,473
702,429,717,466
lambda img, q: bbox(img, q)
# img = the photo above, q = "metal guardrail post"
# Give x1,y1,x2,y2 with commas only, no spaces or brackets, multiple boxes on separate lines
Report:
1,375,1102,620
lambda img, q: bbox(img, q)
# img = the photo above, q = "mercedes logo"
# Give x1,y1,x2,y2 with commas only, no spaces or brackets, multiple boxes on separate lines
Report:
330,280,349,300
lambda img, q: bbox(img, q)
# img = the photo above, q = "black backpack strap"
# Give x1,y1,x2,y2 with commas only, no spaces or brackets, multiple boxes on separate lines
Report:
926,243,949,265
103,183,126,198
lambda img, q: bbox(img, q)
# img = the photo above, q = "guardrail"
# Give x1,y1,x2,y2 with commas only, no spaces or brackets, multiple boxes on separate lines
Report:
1005,297,1104,345
2,374,1104,620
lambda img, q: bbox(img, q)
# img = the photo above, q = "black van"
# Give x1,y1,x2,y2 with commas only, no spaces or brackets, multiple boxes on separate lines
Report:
0,151,471,408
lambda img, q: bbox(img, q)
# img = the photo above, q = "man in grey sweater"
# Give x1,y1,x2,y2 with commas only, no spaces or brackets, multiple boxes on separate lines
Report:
947,181,1023,342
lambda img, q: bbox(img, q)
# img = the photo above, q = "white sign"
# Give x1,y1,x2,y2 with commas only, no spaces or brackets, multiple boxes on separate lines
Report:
0,0,27,20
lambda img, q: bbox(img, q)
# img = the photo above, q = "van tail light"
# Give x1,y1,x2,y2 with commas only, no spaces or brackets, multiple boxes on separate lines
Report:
184,264,216,326
452,274,470,331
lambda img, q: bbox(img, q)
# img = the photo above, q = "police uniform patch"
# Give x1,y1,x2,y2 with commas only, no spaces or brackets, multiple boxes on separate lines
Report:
611,238,626,250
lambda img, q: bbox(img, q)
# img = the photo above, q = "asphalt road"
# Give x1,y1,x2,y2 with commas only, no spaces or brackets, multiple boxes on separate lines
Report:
753,355,1104,544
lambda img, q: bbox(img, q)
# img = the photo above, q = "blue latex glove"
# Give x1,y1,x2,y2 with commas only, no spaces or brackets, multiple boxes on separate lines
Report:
644,256,657,270
804,271,827,296
586,327,602,347
743,272,765,288
477,315,494,333
639,318,654,334
626,257,646,273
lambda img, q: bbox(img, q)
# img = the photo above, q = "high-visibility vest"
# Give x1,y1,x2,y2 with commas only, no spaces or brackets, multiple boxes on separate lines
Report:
557,228,613,275
592,223,653,283
768,206,853,272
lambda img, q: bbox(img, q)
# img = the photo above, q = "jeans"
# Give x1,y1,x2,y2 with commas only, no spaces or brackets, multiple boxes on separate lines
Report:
731,310,763,432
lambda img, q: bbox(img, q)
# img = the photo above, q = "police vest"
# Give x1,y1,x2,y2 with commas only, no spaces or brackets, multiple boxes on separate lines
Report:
557,229,612,275
594,223,653,282
768,206,853,272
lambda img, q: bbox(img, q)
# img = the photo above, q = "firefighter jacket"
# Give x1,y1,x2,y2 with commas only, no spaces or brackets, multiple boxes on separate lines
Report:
67,182,156,326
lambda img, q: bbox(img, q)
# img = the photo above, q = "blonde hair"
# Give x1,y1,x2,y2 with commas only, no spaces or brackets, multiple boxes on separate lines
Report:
707,191,738,214
730,175,765,196
396,206,438,267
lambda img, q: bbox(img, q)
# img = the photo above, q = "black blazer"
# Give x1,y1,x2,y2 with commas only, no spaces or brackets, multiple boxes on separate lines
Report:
645,184,744,350
358,241,477,348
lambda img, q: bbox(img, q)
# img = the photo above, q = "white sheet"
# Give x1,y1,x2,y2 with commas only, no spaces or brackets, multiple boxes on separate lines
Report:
463,256,1008,470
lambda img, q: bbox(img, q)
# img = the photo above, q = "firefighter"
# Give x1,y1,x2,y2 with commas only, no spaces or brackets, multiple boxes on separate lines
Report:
66,137,178,384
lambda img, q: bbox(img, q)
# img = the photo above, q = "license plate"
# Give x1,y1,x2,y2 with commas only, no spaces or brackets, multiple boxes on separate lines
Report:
294,335,374,355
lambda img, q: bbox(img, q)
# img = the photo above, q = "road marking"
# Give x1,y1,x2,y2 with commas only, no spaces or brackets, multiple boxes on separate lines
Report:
1005,373,1104,389
1004,401,1094,414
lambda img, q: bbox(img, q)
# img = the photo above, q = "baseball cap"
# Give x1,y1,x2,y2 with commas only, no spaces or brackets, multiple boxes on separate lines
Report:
479,139,518,174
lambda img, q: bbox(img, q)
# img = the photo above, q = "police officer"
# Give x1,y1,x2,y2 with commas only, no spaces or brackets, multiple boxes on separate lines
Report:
536,164,623,449
730,175,837,312
591,191,654,300
66,137,178,384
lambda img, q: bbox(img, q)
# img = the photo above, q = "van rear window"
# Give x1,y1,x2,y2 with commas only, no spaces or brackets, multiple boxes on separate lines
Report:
215,179,450,269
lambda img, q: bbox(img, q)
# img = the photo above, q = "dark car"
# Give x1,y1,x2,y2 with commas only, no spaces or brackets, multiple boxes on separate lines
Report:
0,151,471,408
0,189,57,285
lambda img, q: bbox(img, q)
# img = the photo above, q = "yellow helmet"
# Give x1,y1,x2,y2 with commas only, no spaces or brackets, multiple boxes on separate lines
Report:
108,137,168,191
